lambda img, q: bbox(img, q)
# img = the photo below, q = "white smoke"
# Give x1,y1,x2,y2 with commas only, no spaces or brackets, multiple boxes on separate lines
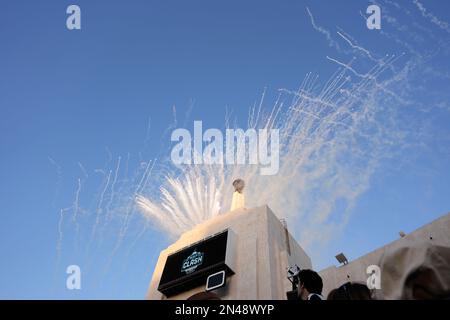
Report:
54,0,450,280
136,54,412,252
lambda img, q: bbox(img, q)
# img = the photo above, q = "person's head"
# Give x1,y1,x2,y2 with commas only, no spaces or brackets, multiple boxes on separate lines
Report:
297,269,323,300
327,282,372,300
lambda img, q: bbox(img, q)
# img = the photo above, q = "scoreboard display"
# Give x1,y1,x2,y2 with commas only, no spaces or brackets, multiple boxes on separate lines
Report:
158,229,235,297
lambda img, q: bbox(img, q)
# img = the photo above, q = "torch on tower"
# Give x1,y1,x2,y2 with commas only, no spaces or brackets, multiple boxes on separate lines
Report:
230,179,245,211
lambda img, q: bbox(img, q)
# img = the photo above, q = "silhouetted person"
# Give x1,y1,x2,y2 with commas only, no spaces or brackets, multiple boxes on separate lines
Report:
297,269,324,300
327,282,372,300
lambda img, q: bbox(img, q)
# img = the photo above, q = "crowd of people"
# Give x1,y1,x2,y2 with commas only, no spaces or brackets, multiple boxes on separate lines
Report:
187,241,450,300
296,269,372,300
296,242,450,300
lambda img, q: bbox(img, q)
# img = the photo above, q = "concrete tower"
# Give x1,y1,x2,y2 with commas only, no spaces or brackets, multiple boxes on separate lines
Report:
147,205,311,300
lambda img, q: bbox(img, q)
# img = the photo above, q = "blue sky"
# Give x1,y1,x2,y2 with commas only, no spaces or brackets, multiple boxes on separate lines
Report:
1,0,450,299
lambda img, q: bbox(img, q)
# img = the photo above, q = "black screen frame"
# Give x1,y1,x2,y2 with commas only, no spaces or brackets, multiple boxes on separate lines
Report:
158,230,234,297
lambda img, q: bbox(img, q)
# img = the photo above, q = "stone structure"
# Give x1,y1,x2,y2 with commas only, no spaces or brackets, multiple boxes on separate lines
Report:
319,212,450,297
147,205,311,300
147,205,450,300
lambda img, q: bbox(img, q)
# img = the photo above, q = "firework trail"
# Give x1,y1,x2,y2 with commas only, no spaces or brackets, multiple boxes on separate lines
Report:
56,206,72,267
136,60,404,249
48,157,62,209
101,159,158,276
336,30,379,62
306,7,340,50
104,157,122,225
78,162,89,180
413,0,450,34
53,0,450,291
86,169,112,256
135,3,450,252
72,178,82,251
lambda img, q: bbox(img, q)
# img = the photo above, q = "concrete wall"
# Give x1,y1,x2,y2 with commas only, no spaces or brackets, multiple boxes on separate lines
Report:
319,212,450,298
147,205,312,300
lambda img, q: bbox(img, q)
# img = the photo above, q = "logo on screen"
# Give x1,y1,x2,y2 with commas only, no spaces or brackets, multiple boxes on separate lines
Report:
181,250,204,274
